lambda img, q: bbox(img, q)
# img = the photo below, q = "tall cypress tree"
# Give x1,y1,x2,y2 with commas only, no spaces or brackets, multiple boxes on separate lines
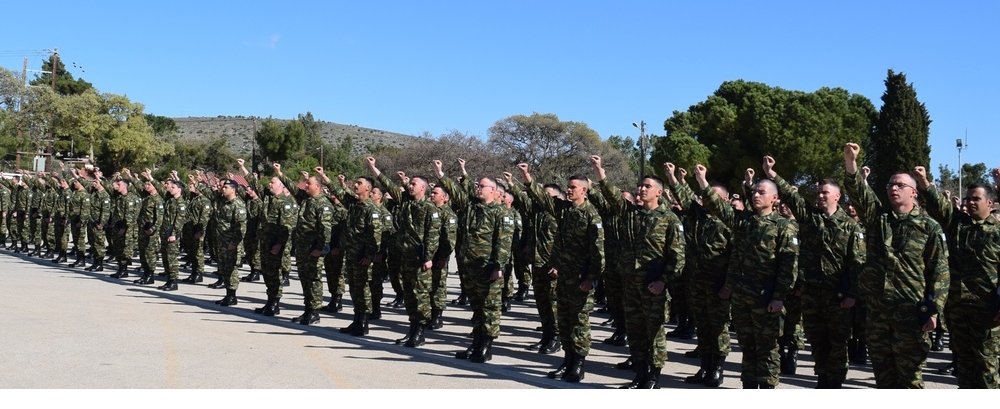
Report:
868,69,931,202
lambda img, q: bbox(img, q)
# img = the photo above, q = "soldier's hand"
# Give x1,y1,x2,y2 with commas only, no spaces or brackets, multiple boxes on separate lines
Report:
718,286,732,300
270,244,282,255
913,165,929,187
839,297,856,309
337,174,347,183
366,156,376,167
167,235,176,243
992,167,1000,183
299,171,309,179
273,163,281,171
677,167,687,180
663,162,675,176
360,257,372,268
578,280,594,292
647,280,665,295
844,143,861,162
396,171,406,180
861,166,871,180
762,156,777,179
502,172,513,184
422,260,432,271
922,315,937,332
589,155,602,169
744,168,755,185
237,158,245,166
547,267,559,279
489,268,502,282
315,166,324,174
767,299,784,313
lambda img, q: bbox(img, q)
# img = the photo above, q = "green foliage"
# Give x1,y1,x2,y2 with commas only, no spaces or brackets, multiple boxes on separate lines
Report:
255,117,305,163
30,54,93,96
936,163,988,195
145,114,177,137
654,80,877,190
868,69,932,202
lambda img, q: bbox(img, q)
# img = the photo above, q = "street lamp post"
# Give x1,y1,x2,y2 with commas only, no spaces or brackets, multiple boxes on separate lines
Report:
956,138,965,193
633,120,647,184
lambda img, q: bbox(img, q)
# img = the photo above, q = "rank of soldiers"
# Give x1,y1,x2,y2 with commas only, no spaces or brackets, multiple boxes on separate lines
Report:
0,143,997,389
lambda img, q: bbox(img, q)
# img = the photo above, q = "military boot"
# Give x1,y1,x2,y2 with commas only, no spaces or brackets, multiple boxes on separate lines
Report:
369,304,382,320
214,289,238,306
930,327,945,352
758,383,775,389
615,357,634,370
641,367,662,389
470,337,493,363
404,324,426,347
742,381,758,389
111,264,128,279
780,347,798,375
239,268,261,283
254,298,276,315
456,332,482,360
350,314,369,336
620,362,648,389
603,327,627,346
182,270,203,284
815,374,829,389
291,310,319,325
564,353,586,383
395,324,416,345
207,275,226,289
68,255,85,268
684,355,709,384
527,331,550,351
269,299,281,316
541,337,561,355
704,355,725,387
158,279,178,291
428,309,443,330
547,350,573,379
134,271,154,285
513,283,529,301
340,314,361,334
281,272,291,287
501,297,511,312
54,251,68,263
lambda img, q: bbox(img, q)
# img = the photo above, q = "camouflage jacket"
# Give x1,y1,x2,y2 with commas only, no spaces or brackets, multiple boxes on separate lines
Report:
921,184,997,308
599,180,685,284
278,174,334,255
508,180,558,269
527,181,604,282
440,176,512,270
775,176,865,297
329,185,383,263
669,181,733,284
214,196,247,247
379,173,440,264
434,203,458,263
68,188,93,224
844,170,949,313
90,189,112,227
160,195,188,239
186,192,212,233
137,193,163,236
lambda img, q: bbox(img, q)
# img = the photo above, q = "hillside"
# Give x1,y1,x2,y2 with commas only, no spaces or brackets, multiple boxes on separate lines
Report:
171,116,421,155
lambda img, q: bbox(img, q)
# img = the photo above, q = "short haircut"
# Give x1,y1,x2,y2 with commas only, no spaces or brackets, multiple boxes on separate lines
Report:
967,183,995,201
410,175,429,186
756,179,778,195
358,176,375,187
567,174,588,184
640,175,664,189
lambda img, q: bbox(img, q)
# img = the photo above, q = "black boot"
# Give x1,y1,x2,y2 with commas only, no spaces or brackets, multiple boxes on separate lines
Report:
350,314,369,336
667,315,695,339
456,332,482,360
134,271,154,285
931,328,945,352
281,272,290,286
564,353,586,383
429,309,443,330
54,251,68,263
501,297,511,312
615,357,634,370
704,355,725,387
684,354,709,384
742,381,758,389
815,374,829,389
404,324,426,347
254,298,276,315
527,331,550,351
758,383,775,389
85,257,104,272
513,283,529,301
239,268,260,282
470,337,493,363
780,347,798,375
340,314,361,334
620,362,648,389
207,275,226,289
451,292,467,306
547,350,572,379
214,289,238,306
111,264,129,279
158,279,178,291
291,310,319,325
183,270,203,284
369,305,382,320
325,294,343,313
67,256,83,268
641,367,662,389
603,327,627,346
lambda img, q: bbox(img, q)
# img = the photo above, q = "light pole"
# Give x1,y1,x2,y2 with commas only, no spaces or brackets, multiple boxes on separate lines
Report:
956,138,965,193
633,120,647,184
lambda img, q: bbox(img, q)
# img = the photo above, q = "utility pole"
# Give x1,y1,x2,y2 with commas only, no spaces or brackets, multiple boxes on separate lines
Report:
633,120,647,184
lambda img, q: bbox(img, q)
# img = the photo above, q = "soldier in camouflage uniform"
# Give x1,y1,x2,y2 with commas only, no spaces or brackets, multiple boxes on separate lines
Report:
249,167,298,316
592,156,685,389
0,179,10,248
441,159,513,363
372,158,441,347
369,185,394,320
843,143,949,388
12,175,32,253
182,175,212,283
318,168,383,336
763,156,866,388
662,163,733,388
132,172,163,285
429,183,457,329
51,178,72,264
715,166,799,389
211,179,247,306
157,178,188,291
517,163,604,383
67,178,92,268
86,175,112,272
239,183,264,283
775,201,805,375
38,177,56,258
109,176,139,278
322,194,348,312
277,163,333,325
915,166,999,388
499,187,523,313
27,175,45,256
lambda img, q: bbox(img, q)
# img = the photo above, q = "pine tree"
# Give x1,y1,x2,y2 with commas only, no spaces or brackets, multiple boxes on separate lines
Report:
868,69,931,202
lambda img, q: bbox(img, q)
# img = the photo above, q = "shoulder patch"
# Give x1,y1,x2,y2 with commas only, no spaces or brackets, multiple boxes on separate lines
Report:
432,212,439,219
372,213,380,219
239,209,246,214
595,222,603,229
940,233,946,242
791,237,799,246
449,217,456,224
857,232,864,240
284,204,291,209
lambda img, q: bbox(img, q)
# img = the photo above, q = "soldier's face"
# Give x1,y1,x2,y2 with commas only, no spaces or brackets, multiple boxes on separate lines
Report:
885,174,917,207
407,178,426,198
372,187,384,204
430,186,447,206
305,177,322,196
268,177,283,196
354,178,371,196
476,178,496,202
565,179,587,202
636,178,662,205
965,187,993,220
751,183,777,213
816,184,841,209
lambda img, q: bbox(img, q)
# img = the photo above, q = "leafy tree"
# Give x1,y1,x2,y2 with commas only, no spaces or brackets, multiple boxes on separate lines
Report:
868,69,932,202
255,117,305,163
936,163,988,195
653,80,877,190
145,114,177,137
30,54,93,96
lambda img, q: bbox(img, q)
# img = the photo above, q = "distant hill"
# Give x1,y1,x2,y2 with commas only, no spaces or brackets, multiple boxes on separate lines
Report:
171,116,422,155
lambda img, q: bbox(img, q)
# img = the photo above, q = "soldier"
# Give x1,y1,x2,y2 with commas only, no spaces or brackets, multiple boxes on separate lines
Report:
517,163,604,383
591,155,685,389
499,186,523,313
67,178,92,268
371,158,441,347
182,174,212,283
369,186,395,320
322,193,348,312
914,165,999,388
762,156,866,388
664,163,733,388
86,173,112,272
239,182,264,283
38,176,56,258
50,177,72,264
12,174,32,253
109,176,140,279
441,159,512,363
843,142,949,388
28,174,45,256
211,179,247,306
133,171,163,285
276,163,333,325
428,181,457,329
250,166,298,316
157,178,188,291
0,178,10,248
318,168,383,336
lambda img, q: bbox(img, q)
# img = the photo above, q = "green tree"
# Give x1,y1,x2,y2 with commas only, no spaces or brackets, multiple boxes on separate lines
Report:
255,117,305,163
653,80,877,190
30,53,93,96
936,163,988,195
145,114,177,137
868,69,931,202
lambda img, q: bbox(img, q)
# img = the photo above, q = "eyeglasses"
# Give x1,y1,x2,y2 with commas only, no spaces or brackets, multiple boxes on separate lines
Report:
885,182,914,190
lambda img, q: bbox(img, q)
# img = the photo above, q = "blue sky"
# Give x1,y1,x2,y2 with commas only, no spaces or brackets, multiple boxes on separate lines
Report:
2,1,996,173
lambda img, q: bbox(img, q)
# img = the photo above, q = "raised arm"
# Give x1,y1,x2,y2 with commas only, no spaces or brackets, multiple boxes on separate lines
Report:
842,143,879,227
913,165,954,231
763,155,811,222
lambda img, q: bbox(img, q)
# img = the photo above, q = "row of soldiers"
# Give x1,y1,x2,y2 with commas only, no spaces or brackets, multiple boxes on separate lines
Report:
1,142,997,389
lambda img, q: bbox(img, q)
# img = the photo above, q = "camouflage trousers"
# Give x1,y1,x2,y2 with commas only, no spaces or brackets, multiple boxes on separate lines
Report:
402,256,433,326
464,262,503,338
138,232,160,274
945,300,1000,388
370,252,389,307
111,225,135,266
40,213,52,249
324,250,345,297
503,251,531,299
802,286,853,383
531,265,558,336
53,218,69,253
160,236,181,280
623,274,669,369
244,227,260,271
603,249,626,330
344,253,373,315
89,224,107,262
780,291,805,350
295,248,324,311
556,275,595,357
17,211,30,247
865,299,931,388
731,294,783,387
184,231,206,274
387,246,404,300
217,243,242,291
260,239,289,299
689,276,732,358
70,221,87,259
29,211,41,247
0,214,7,244
431,254,452,313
